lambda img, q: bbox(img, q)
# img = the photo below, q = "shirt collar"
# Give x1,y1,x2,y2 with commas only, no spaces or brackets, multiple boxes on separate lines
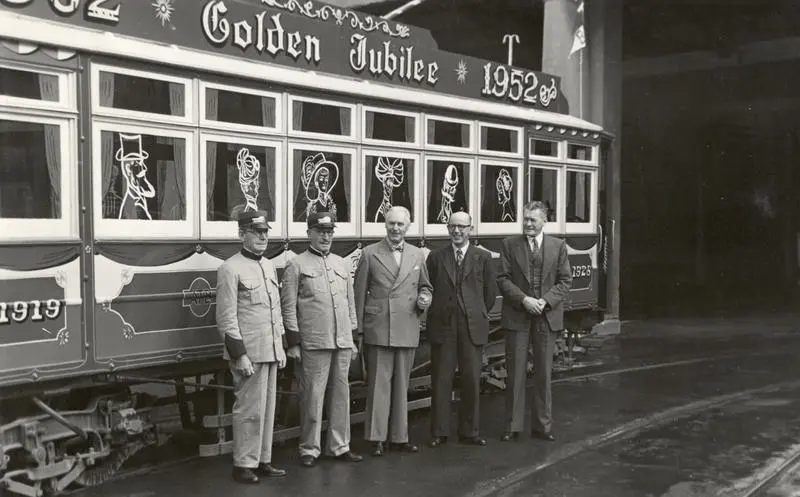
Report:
308,246,328,258
453,241,470,256
386,238,404,251
527,232,544,247
240,248,263,261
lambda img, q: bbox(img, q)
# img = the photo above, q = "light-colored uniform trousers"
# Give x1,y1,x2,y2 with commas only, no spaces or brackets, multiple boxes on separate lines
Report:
231,362,278,468
299,348,353,458
364,345,415,443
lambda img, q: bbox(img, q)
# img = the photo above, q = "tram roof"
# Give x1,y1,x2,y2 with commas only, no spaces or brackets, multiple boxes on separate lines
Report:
0,7,602,133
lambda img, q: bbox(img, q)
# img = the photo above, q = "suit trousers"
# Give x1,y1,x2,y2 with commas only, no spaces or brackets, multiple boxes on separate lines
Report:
230,361,278,468
430,310,483,438
299,348,353,458
504,316,556,433
364,345,415,443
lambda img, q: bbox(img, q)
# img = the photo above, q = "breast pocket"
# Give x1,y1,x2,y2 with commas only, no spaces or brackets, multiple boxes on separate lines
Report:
239,278,265,305
332,266,349,296
299,269,325,297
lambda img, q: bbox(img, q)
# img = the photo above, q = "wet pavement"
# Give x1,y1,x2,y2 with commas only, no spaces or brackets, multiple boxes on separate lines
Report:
72,314,800,497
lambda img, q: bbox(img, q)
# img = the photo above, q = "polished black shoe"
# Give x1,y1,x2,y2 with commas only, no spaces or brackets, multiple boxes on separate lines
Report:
255,463,286,477
232,467,260,484
300,455,317,467
334,451,363,462
531,430,555,442
458,436,487,446
371,442,385,457
429,436,448,447
500,432,520,442
389,442,419,453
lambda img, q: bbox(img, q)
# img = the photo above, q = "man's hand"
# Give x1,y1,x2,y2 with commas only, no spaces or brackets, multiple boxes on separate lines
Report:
286,345,301,361
276,348,287,369
235,354,254,377
522,296,544,315
416,292,432,311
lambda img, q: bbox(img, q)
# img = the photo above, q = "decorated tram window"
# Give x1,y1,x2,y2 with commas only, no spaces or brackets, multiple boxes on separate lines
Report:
479,162,522,227
289,96,354,139
0,118,61,220
362,150,420,236
529,166,559,223
425,158,472,232
362,107,418,145
425,116,473,151
202,84,279,130
0,66,59,102
566,170,593,224
479,124,522,156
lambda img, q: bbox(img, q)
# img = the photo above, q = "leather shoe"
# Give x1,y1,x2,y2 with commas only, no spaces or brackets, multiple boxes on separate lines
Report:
371,442,385,457
458,436,487,446
232,467,259,484
500,432,519,442
531,430,555,442
300,455,317,467
429,436,448,447
255,463,286,477
389,442,419,453
334,451,363,462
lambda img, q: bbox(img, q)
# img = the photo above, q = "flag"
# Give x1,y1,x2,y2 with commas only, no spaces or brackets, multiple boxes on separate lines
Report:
542,0,587,118
569,1,586,57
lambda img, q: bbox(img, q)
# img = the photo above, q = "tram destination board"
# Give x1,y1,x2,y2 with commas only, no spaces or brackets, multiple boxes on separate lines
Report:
0,0,568,113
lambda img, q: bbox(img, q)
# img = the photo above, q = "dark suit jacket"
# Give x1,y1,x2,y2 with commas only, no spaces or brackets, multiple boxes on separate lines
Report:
426,244,497,346
496,234,572,332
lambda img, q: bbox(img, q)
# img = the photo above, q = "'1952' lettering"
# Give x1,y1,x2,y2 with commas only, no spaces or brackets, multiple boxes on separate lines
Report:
0,299,63,325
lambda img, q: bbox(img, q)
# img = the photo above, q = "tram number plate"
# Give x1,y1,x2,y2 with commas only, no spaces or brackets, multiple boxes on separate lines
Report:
571,265,592,278
0,299,63,325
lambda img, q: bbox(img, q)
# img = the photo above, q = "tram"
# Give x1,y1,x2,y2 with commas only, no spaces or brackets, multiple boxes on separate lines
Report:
0,1,607,495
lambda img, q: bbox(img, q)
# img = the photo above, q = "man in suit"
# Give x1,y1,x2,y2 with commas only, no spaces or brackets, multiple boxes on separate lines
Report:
216,210,288,484
496,201,572,442
280,212,363,468
426,212,497,448
354,205,433,456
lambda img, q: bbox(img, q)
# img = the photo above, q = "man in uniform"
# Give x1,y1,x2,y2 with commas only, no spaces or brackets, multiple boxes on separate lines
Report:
354,206,433,456
426,212,496,448
216,210,288,484
280,212,363,468
497,201,572,442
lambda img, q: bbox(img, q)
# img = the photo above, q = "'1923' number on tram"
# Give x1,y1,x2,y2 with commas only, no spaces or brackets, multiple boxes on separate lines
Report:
571,265,592,278
0,300,63,325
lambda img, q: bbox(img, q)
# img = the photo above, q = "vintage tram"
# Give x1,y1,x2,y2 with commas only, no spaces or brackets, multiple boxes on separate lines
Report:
0,1,607,495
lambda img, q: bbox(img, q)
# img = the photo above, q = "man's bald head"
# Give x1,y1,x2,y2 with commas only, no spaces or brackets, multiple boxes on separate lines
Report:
447,211,472,248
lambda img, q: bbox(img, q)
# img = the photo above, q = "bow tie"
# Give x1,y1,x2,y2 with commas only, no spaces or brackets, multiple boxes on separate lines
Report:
391,245,404,252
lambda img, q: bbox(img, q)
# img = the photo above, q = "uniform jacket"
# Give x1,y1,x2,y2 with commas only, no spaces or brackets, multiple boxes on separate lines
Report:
426,244,497,346
354,239,433,348
280,248,358,350
216,250,285,362
496,234,572,332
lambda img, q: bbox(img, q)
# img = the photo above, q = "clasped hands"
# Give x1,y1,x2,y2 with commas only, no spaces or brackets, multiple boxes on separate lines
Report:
522,296,548,315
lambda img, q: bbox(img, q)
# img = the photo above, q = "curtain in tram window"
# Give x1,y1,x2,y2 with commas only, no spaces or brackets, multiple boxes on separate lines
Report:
206,88,219,121
262,98,275,128
101,132,116,218
339,107,349,135
39,76,61,217
405,116,414,142
170,139,186,219
427,121,435,144
292,101,303,131
168,83,184,117
460,123,469,148
206,142,217,219
99,72,114,107
575,172,586,221
365,111,374,139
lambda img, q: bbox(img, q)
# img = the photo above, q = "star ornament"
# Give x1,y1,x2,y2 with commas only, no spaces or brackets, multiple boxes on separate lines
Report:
153,0,175,27
455,60,468,84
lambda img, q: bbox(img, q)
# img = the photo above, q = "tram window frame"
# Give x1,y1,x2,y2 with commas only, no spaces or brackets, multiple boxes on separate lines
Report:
199,82,283,135
422,154,477,237
0,111,78,241
529,136,563,162
476,158,524,235
527,163,563,234
199,132,285,240
90,63,195,126
287,95,357,142
286,141,359,238
360,148,422,238
91,121,197,240
565,166,597,234
0,62,76,113
361,105,421,149
423,115,476,153
478,123,523,158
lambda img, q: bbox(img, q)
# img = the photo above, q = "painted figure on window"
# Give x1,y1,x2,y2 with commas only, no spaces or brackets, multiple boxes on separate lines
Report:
116,133,155,220
437,164,459,223
373,157,405,222
496,168,516,222
301,152,338,220
236,148,260,212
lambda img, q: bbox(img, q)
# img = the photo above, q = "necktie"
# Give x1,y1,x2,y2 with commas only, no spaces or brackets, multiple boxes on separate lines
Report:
531,237,539,252
456,249,463,266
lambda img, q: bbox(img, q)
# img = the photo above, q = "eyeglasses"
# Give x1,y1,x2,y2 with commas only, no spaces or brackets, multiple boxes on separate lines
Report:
247,229,269,238
447,224,471,231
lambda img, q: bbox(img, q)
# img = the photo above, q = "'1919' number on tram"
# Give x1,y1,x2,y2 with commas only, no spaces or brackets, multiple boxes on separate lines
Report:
571,265,592,278
0,300,63,325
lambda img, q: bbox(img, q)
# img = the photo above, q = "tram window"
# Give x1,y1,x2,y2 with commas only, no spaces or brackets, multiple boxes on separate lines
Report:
567,143,593,162
291,100,352,137
529,167,558,222
364,110,415,143
99,131,187,221
290,148,352,222
205,88,276,129
97,70,186,117
531,139,559,158
426,118,472,149
363,153,416,223
566,170,592,223
0,118,60,219
426,159,470,224
480,125,520,154
0,67,59,102
205,140,276,222
480,163,520,224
